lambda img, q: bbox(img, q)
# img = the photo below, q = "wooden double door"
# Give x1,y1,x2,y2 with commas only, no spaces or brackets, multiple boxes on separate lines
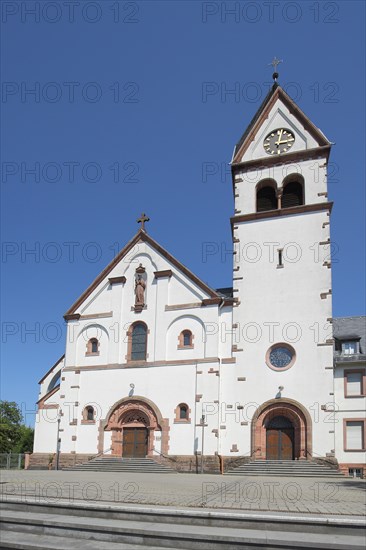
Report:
266,416,295,460
122,428,148,458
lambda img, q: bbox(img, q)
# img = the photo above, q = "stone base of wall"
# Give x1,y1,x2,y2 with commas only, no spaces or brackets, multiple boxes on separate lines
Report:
28,453,346,475
28,453,95,470
338,463,366,478
152,454,221,474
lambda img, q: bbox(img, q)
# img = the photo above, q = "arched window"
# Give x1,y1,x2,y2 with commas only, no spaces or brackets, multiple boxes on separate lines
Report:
257,186,277,212
86,406,94,421
86,338,99,355
47,372,61,393
179,404,188,419
83,405,95,423
282,181,304,208
178,329,194,349
183,332,191,346
175,403,190,422
130,322,147,361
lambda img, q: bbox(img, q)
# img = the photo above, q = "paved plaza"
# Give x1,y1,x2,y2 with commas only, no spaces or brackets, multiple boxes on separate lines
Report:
1,470,365,517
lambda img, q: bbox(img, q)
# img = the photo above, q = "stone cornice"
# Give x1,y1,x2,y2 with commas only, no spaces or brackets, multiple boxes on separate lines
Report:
108,276,126,285
63,357,226,372
231,201,333,227
64,313,81,321
232,145,331,174
154,270,173,279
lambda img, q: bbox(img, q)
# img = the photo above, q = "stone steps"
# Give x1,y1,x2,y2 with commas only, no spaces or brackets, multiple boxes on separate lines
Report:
63,457,175,473
0,531,177,550
226,460,344,477
0,501,364,550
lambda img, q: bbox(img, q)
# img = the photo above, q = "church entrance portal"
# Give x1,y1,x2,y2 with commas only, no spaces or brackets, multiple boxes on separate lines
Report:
122,427,148,458
102,397,170,458
266,416,294,460
252,399,312,460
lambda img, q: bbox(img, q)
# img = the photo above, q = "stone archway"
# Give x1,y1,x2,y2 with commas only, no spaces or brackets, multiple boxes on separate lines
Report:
100,396,170,458
251,399,312,460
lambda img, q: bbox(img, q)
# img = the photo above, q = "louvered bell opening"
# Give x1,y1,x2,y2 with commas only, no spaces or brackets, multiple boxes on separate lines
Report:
282,182,303,208
257,186,277,212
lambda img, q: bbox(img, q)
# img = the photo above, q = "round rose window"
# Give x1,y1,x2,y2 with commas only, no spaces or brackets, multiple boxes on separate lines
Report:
266,344,296,371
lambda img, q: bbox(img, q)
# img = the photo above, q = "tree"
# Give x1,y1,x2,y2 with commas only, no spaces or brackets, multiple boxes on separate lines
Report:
0,401,33,453
13,425,34,453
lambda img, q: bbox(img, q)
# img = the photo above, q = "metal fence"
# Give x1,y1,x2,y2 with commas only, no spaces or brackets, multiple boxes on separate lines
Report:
0,453,25,469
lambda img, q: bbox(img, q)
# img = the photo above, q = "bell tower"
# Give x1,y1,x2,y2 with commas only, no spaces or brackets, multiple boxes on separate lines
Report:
226,66,335,461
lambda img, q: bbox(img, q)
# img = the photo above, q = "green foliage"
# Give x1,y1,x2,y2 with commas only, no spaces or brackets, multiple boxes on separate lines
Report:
12,425,34,453
0,401,34,453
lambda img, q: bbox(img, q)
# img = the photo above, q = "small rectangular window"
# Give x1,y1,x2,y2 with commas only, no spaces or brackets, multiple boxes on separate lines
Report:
349,468,362,478
345,421,364,450
345,371,363,396
342,341,358,355
277,249,283,268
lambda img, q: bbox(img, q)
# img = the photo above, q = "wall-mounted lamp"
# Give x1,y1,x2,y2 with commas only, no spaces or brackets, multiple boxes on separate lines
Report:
276,386,284,399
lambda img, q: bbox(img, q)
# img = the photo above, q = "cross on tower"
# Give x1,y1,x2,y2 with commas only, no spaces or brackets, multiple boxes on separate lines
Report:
268,57,283,82
137,213,150,231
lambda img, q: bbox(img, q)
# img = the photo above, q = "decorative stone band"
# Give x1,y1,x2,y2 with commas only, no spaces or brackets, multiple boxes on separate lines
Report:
36,386,60,409
63,357,224,373
81,312,113,320
164,297,234,311
65,311,113,321
165,302,201,311
202,297,223,306
231,145,331,174
231,201,333,227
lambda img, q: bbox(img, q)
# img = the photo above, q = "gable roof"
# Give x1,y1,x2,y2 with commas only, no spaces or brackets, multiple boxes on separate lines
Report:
64,230,222,317
232,83,331,164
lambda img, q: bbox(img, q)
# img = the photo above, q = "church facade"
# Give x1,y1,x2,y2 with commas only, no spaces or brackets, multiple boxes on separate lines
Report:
32,82,366,476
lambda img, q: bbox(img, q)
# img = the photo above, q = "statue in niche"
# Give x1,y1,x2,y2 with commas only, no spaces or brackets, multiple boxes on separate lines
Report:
134,263,146,310
135,275,146,307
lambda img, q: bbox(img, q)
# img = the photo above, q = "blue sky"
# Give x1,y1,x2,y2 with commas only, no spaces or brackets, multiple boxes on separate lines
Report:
1,0,365,425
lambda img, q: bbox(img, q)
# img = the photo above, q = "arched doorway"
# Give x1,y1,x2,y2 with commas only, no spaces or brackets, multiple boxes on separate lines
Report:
121,409,149,458
252,399,312,460
101,397,170,458
266,416,294,460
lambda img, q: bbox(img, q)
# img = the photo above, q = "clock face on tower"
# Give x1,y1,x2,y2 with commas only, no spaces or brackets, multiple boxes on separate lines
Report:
263,128,295,155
